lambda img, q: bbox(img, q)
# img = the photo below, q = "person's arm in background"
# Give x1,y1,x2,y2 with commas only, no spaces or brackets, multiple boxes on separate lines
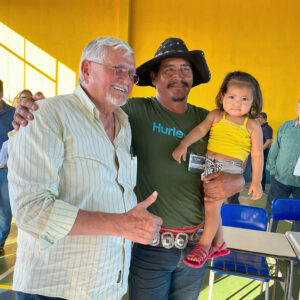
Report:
263,125,273,150
0,140,8,167
263,138,272,150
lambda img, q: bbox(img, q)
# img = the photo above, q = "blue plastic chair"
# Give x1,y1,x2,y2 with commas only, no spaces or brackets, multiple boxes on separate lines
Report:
269,198,300,232
268,198,300,299
208,204,270,300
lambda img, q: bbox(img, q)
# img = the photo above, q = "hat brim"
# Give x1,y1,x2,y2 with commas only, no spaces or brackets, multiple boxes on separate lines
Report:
136,50,211,87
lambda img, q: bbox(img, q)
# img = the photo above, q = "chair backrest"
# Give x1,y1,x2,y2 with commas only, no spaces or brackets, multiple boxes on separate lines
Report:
221,204,268,231
271,198,300,221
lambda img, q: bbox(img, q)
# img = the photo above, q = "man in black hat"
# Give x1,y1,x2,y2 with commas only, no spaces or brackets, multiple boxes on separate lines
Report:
12,37,244,300
123,38,244,300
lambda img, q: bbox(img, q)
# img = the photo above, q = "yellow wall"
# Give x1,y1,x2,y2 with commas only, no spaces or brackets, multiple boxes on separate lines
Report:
0,0,130,73
130,0,300,133
1,0,299,133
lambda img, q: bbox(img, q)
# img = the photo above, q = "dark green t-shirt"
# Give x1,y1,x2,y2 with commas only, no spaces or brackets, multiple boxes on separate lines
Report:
122,97,209,228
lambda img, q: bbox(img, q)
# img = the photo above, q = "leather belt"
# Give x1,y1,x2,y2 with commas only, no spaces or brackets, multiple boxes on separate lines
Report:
151,222,204,249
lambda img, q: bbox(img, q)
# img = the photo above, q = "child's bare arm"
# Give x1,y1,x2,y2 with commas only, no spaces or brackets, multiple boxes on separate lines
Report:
172,110,220,163
248,120,264,200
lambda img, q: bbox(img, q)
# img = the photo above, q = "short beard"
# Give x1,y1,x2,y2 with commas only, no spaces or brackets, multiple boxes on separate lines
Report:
106,93,127,107
171,97,186,102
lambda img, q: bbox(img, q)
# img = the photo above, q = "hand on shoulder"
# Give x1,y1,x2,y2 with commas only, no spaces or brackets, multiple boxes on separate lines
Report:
12,96,39,130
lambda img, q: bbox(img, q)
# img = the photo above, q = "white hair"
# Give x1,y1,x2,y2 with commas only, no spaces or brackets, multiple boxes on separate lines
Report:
78,36,134,84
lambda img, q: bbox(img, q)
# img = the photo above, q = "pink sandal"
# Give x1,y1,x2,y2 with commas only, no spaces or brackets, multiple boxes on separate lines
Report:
183,245,212,268
209,242,230,259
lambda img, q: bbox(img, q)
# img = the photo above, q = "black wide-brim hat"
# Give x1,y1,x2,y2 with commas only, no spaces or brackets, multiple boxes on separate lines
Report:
136,38,211,87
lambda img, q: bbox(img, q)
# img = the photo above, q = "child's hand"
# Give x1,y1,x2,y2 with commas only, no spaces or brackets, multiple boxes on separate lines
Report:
172,144,188,163
248,182,263,200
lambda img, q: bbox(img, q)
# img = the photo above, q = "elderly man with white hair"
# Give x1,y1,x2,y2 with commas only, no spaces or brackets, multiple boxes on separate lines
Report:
8,36,162,300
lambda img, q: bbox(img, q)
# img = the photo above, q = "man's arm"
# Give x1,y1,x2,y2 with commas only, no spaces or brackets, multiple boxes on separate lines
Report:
263,125,273,150
9,102,70,248
263,138,272,150
202,173,245,202
69,192,162,244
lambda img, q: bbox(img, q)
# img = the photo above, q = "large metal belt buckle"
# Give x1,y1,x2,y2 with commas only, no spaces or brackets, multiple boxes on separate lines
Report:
191,227,204,244
161,232,175,249
151,235,160,246
174,232,189,249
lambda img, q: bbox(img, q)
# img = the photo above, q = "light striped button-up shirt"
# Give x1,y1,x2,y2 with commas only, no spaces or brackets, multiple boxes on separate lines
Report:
8,86,137,300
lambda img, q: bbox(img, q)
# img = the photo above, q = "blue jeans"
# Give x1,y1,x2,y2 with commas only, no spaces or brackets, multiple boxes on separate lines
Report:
129,243,207,300
266,175,300,232
0,168,12,246
16,291,65,300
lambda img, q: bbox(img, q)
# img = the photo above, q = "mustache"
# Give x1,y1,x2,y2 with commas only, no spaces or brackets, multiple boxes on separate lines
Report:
167,81,189,88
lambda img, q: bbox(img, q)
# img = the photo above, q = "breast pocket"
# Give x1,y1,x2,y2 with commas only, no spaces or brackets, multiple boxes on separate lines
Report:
117,154,137,190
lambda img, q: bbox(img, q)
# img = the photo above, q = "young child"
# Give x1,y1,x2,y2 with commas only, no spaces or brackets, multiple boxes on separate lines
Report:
172,71,264,268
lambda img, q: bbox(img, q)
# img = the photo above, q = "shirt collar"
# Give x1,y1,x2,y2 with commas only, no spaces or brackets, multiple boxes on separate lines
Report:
74,85,128,127
74,85,96,117
295,118,299,127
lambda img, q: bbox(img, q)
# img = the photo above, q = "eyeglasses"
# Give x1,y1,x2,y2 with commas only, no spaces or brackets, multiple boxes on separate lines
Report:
89,60,139,84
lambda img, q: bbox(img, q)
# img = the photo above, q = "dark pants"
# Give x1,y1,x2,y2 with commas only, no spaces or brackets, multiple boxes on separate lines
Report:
243,155,252,183
261,148,270,191
266,175,300,232
227,192,240,204
0,168,12,246
16,292,65,300
129,243,207,300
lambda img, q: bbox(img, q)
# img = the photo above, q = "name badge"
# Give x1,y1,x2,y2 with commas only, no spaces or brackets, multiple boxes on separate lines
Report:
293,156,300,176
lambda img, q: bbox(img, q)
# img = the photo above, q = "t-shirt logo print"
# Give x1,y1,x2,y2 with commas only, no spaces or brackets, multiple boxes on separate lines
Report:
152,121,204,142
152,122,185,138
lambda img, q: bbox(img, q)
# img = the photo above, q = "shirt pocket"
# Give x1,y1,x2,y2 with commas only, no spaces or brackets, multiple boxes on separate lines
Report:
117,154,137,190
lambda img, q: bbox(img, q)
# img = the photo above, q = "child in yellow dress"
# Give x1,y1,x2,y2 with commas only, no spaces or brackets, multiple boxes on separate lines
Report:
172,71,264,268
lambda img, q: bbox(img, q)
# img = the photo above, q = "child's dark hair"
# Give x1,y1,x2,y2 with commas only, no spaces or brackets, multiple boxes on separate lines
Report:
215,71,263,118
